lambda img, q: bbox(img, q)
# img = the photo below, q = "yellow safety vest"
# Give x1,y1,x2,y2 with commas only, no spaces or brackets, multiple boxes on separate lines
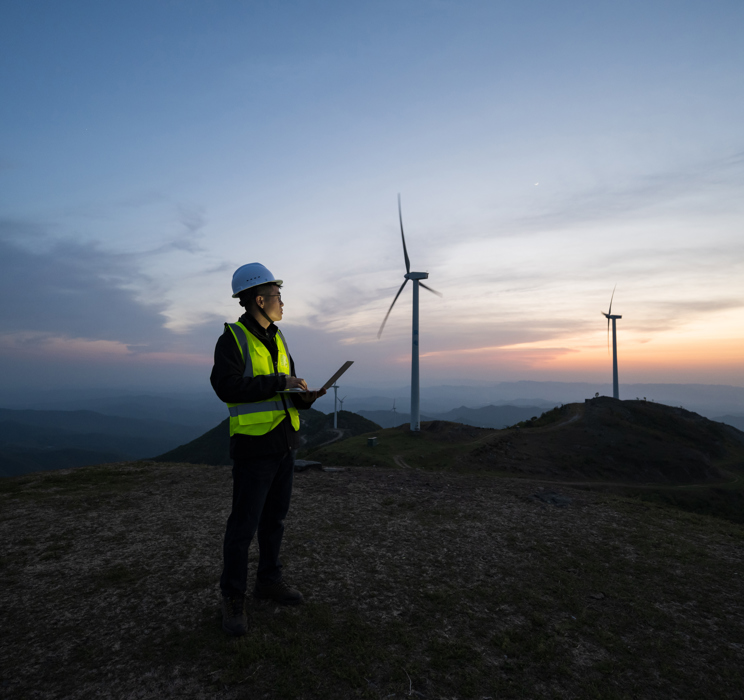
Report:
225,322,300,437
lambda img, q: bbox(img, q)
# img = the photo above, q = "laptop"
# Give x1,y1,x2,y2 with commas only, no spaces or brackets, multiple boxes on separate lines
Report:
278,360,354,393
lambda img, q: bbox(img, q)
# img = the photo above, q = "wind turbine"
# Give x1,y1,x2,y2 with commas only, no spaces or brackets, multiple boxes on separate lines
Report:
331,383,339,428
378,195,442,431
602,286,622,400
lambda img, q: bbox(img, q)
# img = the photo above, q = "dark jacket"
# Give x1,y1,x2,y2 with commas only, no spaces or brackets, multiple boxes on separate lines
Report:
210,313,313,459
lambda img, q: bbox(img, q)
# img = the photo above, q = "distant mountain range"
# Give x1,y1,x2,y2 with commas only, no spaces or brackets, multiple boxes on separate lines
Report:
0,390,226,429
0,408,205,477
310,381,744,419
3,383,743,478
359,404,549,430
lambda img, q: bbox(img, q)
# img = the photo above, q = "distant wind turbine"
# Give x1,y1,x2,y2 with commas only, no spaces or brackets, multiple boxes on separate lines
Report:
378,195,443,432
602,286,622,400
332,383,339,429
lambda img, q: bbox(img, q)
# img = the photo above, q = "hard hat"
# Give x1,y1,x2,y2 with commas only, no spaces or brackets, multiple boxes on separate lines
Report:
231,263,283,298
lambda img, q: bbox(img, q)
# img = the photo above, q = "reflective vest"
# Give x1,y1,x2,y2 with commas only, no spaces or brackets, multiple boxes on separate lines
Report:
225,322,300,437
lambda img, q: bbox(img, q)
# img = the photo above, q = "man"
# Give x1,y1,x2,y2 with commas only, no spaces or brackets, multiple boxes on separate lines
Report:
210,262,326,637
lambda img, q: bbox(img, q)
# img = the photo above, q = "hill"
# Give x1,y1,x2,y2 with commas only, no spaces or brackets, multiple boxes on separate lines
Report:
150,418,232,465
152,410,382,465
298,410,381,453
0,461,742,698
308,397,744,523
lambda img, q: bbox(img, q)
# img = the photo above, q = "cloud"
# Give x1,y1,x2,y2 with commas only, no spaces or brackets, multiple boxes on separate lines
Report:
169,205,206,253
0,218,170,348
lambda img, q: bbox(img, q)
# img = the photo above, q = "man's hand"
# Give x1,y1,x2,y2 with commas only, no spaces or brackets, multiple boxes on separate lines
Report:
285,377,308,391
300,387,327,402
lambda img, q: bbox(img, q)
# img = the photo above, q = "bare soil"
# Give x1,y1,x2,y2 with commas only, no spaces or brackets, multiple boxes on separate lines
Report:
1,460,743,699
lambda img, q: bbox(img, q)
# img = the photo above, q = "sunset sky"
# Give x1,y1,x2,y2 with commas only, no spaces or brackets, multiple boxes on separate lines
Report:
1,0,743,395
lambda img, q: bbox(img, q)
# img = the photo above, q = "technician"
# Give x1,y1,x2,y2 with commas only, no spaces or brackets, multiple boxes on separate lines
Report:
210,263,325,637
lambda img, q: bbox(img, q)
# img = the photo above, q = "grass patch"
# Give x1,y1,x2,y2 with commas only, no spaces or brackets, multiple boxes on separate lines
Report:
308,423,496,470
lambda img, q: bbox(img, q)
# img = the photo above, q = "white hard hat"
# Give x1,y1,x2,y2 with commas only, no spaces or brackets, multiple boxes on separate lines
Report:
231,263,283,298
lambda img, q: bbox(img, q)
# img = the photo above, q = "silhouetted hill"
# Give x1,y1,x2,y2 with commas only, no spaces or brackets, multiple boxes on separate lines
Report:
299,410,381,452
153,410,382,465
469,398,744,484
152,418,232,465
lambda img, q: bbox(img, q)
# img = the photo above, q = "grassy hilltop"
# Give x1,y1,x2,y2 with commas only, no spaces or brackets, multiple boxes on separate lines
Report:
1,398,743,699
308,397,744,523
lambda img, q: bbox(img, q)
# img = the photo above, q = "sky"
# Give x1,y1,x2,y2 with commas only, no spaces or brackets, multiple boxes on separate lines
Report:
1,0,743,397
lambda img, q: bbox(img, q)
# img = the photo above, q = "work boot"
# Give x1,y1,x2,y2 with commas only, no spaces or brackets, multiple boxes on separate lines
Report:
221,594,248,636
253,579,304,606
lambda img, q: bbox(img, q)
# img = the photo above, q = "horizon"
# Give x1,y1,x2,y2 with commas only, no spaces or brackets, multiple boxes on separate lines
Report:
2,379,743,422
1,1,743,395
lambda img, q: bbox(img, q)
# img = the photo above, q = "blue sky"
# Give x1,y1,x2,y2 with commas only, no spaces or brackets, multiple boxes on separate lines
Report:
1,0,743,393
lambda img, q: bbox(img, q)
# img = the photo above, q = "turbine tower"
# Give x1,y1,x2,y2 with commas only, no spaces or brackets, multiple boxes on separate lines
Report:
602,286,622,400
378,195,442,431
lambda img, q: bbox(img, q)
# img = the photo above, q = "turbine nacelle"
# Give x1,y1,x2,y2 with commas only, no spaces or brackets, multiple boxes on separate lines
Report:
405,271,429,280
602,313,622,320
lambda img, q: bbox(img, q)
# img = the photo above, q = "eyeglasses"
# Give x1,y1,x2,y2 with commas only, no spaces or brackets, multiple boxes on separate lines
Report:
262,294,282,301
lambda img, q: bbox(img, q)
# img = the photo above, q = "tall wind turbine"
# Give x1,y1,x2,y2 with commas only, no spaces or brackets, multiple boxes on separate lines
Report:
602,286,622,400
378,195,442,431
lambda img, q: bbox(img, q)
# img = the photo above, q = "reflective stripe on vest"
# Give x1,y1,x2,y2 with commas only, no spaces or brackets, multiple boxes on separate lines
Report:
224,322,300,437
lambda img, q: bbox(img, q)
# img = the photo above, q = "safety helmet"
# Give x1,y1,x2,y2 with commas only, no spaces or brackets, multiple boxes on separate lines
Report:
231,263,283,298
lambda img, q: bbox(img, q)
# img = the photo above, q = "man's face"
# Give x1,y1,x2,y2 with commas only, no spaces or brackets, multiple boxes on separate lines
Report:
257,286,284,322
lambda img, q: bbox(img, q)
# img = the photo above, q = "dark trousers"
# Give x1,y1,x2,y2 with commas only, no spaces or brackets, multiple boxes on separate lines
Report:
220,450,295,598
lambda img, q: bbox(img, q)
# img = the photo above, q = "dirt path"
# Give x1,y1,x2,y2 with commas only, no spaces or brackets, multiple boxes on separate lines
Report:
313,429,346,449
463,405,584,447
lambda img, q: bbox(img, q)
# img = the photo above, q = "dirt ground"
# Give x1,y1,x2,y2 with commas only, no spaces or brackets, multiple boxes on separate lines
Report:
1,461,743,699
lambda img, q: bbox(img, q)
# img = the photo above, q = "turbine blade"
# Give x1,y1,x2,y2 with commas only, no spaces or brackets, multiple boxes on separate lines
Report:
608,284,616,316
398,194,411,274
419,282,443,297
378,279,409,339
